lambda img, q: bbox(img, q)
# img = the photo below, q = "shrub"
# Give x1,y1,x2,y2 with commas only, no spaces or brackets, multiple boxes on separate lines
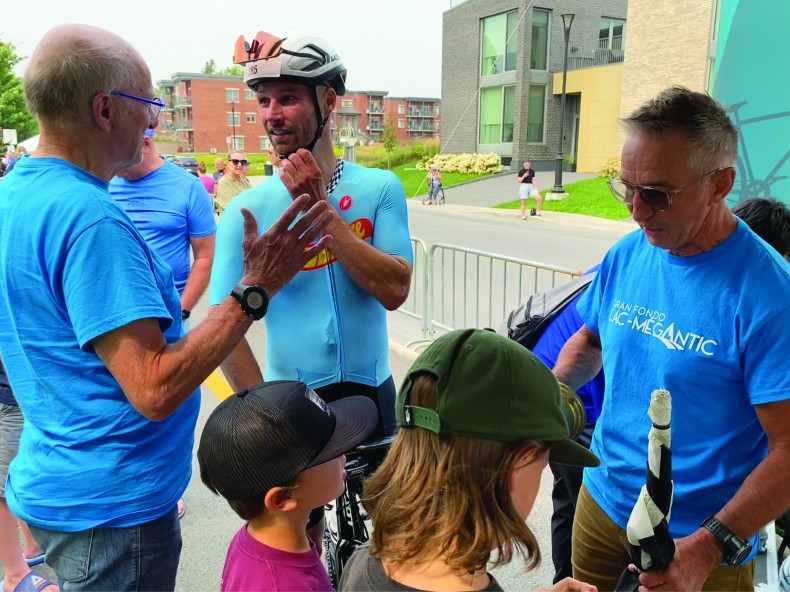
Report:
416,152,503,174
598,156,621,179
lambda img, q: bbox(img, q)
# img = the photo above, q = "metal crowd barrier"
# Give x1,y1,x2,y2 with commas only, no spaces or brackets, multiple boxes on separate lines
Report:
402,240,579,351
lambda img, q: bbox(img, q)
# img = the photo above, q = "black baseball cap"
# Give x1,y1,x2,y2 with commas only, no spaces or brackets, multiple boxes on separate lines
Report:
198,380,378,499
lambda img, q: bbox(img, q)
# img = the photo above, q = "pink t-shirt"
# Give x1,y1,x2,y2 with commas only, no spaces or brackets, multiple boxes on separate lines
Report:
199,175,216,195
221,524,332,591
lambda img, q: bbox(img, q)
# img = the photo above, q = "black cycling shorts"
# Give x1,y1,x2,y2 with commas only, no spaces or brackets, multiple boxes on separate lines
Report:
306,376,396,530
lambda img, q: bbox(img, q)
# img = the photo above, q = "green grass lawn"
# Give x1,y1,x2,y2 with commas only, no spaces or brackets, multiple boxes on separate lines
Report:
391,162,495,198
495,177,631,221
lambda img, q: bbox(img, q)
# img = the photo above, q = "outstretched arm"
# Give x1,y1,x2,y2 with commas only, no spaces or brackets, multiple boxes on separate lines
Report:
92,196,333,420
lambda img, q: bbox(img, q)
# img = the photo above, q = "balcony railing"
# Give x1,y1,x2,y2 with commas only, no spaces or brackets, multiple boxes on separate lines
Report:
173,121,193,131
598,35,624,50
567,47,625,71
367,106,382,114
368,121,383,130
173,95,192,107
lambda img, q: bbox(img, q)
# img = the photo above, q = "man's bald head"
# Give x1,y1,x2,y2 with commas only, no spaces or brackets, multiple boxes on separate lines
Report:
25,24,150,131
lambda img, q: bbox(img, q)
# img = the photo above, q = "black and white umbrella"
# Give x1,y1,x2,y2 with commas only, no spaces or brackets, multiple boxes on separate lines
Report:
616,389,675,591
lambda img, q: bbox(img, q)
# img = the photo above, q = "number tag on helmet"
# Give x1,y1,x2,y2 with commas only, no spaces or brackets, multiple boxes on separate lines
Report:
246,59,280,79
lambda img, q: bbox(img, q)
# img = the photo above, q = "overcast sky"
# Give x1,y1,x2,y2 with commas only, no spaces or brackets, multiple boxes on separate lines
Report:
2,0,453,97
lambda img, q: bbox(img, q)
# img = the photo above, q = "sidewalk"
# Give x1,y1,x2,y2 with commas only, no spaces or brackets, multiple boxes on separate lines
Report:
408,196,637,234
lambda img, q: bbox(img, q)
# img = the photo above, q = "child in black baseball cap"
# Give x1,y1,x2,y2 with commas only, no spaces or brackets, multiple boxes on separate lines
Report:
198,380,377,592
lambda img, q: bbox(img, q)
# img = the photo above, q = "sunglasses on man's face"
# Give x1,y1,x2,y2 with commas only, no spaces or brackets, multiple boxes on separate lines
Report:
607,168,726,212
230,159,249,166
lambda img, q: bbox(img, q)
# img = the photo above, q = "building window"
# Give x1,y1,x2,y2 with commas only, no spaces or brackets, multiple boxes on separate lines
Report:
226,89,240,103
370,101,380,113
342,99,353,108
398,105,405,114
244,89,255,100
526,85,546,143
479,85,515,144
599,19,626,50
228,112,240,126
481,10,519,76
232,137,245,150
246,113,256,124
260,136,271,150
530,9,550,70
398,119,405,128
434,106,440,117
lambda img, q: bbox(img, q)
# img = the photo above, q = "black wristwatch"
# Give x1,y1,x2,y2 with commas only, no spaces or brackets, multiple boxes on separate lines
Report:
700,516,752,566
181,310,191,320
230,283,269,320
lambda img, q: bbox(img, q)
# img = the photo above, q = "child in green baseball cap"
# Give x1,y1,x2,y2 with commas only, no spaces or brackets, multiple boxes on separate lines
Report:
340,328,600,592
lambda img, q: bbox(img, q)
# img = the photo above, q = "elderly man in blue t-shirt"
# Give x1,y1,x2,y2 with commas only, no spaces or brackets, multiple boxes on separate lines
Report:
553,87,790,591
0,24,333,591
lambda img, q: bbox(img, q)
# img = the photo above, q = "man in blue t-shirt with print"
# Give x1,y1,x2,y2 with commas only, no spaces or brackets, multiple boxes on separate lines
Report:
110,128,217,327
553,87,790,591
0,25,333,591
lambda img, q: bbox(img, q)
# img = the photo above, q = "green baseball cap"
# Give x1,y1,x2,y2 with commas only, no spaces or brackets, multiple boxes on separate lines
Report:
396,329,599,467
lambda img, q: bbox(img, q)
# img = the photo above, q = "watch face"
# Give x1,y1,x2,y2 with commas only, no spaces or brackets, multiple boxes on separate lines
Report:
730,543,751,565
247,292,265,310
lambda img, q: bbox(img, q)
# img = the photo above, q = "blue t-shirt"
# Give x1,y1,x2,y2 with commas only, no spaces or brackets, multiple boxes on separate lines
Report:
110,160,216,294
578,219,790,542
210,162,413,388
0,157,200,531
532,266,604,424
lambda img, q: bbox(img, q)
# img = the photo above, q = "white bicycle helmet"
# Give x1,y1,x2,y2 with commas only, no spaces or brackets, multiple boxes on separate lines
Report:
234,31,347,95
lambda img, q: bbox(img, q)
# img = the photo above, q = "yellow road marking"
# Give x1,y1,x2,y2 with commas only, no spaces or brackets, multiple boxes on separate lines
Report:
204,369,234,402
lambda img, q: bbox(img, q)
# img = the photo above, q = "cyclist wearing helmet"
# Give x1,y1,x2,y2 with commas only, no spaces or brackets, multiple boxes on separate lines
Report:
210,31,412,437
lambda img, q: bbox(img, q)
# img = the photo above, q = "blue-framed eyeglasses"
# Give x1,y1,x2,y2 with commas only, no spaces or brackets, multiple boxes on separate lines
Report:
110,91,165,121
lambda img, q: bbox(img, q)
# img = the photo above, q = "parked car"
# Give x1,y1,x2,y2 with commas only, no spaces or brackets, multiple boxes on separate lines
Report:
161,154,199,176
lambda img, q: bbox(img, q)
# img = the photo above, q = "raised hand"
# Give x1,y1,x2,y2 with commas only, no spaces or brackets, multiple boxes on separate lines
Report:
239,194,333,297
278,148,327,207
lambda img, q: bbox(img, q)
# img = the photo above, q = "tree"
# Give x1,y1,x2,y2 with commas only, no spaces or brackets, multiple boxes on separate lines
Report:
0,39,39,143
381,117,397,170
219,65,243,76
201,59,217,75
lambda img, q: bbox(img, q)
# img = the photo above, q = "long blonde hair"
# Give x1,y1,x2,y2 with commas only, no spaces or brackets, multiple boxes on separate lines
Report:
363,373,546,575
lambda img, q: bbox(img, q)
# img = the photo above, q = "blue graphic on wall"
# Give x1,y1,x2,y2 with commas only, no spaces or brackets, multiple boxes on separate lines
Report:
712,0,790,207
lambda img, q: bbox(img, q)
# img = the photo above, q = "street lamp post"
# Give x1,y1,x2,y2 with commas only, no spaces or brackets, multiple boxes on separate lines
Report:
231,101,237,151
552,12,575,195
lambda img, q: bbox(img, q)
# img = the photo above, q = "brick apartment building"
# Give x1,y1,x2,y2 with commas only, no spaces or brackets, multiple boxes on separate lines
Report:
157,74,441,153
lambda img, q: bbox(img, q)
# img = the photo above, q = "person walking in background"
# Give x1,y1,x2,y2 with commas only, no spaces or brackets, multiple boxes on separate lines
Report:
214,151,251,215
267,144,282,174
425,164,442,205
0,23,333,590
197,161,217,197
518,160,542,219
0,358,57,592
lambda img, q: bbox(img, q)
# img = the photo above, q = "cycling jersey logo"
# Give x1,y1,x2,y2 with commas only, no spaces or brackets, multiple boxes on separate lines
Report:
339,195,352,210
608,299,719,356
302,218,373,271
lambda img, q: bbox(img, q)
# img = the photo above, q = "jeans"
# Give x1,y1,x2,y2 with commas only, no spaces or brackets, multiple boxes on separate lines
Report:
29,506,182,591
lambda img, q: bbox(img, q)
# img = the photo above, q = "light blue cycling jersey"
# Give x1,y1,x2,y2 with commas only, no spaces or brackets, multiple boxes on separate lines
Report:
210,162,412,388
